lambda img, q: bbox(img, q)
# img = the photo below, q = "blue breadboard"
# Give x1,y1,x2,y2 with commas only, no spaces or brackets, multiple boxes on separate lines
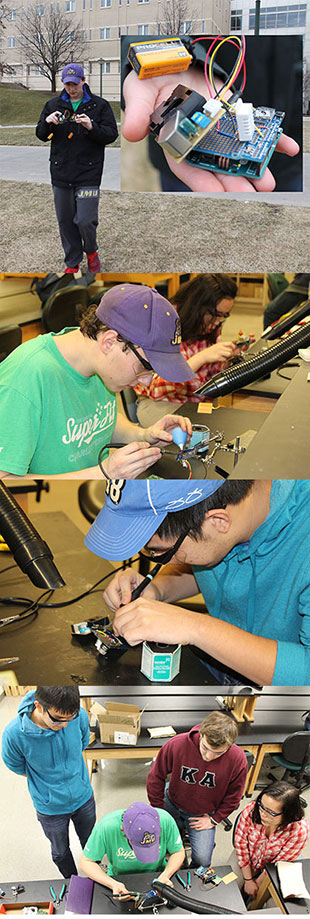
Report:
186,109,284,178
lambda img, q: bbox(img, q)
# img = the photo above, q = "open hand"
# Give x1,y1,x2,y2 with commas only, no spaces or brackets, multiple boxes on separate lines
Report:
123,69,299,192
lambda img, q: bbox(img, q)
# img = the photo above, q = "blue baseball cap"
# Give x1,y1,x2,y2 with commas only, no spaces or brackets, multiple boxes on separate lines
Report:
84,480,224,560
62,63,85,84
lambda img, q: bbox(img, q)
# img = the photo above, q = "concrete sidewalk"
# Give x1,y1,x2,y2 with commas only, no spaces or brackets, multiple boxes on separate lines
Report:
1,144,308,205
0,145,120,191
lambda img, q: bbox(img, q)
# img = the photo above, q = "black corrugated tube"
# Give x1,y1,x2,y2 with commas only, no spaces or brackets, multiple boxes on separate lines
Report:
152,880,240,914
195,320,310,400
262,299,310,339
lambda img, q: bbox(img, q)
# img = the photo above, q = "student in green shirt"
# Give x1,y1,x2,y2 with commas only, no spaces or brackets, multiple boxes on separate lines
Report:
0,285,193,479
80,802,185,896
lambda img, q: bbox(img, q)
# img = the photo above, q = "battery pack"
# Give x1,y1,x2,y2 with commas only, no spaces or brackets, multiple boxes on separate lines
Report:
128,38,192,79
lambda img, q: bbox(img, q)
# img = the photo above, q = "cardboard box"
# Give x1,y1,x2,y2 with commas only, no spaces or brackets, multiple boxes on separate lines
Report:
90,700,141,745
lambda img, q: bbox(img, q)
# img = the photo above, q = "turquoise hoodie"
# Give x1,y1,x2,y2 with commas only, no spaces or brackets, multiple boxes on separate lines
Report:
193,480,310,686
1,690,92,815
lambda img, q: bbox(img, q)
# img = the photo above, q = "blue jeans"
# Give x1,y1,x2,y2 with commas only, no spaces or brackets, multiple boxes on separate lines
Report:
164,790,216,867
36,793,96,878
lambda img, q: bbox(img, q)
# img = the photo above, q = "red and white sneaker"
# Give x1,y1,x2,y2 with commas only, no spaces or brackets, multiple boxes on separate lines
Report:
64,265,79,274
87,251,101,273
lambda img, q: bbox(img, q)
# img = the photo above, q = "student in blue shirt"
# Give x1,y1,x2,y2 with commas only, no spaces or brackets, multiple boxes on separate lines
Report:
85,479,310,686
2,686,95,878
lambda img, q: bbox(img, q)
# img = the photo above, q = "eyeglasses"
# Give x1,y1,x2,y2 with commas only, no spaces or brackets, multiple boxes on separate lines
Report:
124,340,153,373
45,709,79,724
141,530,190,565
208,309,231,322
258,802,283,818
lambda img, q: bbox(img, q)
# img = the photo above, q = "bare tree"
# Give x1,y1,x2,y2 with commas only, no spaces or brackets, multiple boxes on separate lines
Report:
0,0,17,77
304,62,310,115
157,0,196,35
15,3,87,92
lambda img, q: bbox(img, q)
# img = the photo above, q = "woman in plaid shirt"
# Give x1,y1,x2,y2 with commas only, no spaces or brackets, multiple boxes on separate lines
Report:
135,274,243,406
234,781,309,900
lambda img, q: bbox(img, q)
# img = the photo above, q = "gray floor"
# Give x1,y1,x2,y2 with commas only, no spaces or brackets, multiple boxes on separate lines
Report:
0,693,309,884
0,146,120,191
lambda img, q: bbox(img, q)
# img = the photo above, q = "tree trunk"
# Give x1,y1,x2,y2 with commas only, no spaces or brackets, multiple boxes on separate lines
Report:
51,72,56,92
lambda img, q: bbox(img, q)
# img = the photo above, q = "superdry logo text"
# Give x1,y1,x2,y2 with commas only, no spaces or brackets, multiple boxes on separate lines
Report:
117,847,136,860
62,400,116,448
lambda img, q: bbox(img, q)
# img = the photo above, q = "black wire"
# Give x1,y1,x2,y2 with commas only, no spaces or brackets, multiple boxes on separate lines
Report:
0,562,18,575
98,443,127,480
212,39,244,100
37,559,140,608
0,560,141,623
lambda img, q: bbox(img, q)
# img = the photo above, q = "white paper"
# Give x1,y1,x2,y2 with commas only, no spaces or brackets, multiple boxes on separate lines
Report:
277,860,310,899
147,726,176,738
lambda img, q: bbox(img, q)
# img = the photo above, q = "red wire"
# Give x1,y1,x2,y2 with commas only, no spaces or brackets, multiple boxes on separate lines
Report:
190,35,246,98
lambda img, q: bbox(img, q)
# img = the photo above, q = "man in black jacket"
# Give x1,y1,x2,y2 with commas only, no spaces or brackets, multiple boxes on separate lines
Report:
36,63,118,273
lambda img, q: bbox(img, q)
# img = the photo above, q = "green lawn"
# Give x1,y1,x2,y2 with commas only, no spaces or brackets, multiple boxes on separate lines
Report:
0,83,120,125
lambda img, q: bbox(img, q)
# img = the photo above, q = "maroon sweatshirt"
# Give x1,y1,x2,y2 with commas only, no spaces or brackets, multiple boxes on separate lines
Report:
147,725,248,823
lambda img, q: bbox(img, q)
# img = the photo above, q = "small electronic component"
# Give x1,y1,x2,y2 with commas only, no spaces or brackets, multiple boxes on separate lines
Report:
150,85,284,178
127,37,192,79
149,84,226,161
91,624,128,655
195,867,222,885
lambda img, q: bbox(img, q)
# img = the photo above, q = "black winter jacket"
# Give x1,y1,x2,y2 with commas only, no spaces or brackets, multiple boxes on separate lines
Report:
36,84,118,188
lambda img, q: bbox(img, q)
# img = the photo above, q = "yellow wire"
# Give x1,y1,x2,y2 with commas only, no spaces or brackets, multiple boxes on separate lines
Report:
208,35,242,100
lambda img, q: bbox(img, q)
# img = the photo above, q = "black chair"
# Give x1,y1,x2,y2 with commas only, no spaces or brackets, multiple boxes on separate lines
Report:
266,732,310,807
222,751,256,832
0,324,22,361
120,388,139,423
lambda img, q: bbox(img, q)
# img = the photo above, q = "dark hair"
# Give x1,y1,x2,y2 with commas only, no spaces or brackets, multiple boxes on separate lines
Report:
171,274,238,344
156,481,254,542
35,686,80,715
79,305,131,350
252,781,304,828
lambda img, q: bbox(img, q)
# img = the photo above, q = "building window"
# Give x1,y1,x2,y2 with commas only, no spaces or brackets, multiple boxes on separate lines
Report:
8,8,17,19
138,0,149,3
89,28,92,38
118,60,120,71
231,9,242,29
249,3,306,27
100,27,111,38
89,0,92,8
82,0,85,6
36,3,44,12
179,20,191,32
8,37,16,47
137,23,149,33
66,0,75,10
101,0,111,6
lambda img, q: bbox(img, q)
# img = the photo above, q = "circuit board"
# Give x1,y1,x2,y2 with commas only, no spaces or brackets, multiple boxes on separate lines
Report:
186,107,284,178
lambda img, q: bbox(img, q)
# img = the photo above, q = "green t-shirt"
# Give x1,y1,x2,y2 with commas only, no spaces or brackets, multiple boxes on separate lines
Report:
0,329,117,474
83,808,183,876
71,99,83,112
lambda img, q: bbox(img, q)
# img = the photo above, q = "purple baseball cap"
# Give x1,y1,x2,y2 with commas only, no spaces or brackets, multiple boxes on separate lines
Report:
96,284,195,382
122,803,161,863
85,480,224,560
62,63,85,84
